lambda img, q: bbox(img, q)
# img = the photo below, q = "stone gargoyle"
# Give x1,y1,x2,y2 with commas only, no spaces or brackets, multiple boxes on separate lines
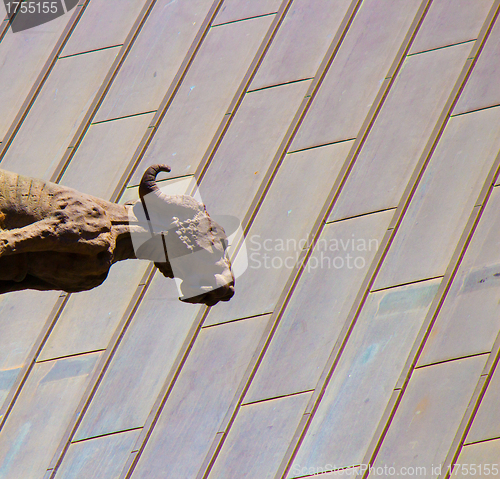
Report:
0,165,234,306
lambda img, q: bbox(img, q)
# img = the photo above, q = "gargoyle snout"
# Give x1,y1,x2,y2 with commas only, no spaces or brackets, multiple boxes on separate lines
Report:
177,262,235,306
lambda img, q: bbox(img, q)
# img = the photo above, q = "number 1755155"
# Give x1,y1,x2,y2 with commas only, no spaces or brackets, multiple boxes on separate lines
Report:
5,2,60,14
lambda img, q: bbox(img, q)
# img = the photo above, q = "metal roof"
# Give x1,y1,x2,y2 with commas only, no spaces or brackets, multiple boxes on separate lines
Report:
1,0,500,478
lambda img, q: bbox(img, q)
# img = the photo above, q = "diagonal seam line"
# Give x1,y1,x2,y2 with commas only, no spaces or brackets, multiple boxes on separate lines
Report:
256,1,454,477
0,295,69,433
114,2,301,478
357,2,500,476
114,2,232,478
0,0,31,41
0,0,92,434
0,3,14,41
7,1,168,476
189,0,433,478
0,1,90,163
194,0,369,476
438,329,500,478
50,0,161,184
212,11,277,28
436,151,500,479
45,264,156,478
192,0,296,187
109,0,226,203
44,2,224,478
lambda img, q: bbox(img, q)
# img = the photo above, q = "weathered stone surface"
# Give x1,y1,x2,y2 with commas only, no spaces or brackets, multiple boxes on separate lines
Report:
0,165,234,306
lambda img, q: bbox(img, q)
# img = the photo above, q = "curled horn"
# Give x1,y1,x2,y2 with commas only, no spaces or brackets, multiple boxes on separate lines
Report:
139,164,171,202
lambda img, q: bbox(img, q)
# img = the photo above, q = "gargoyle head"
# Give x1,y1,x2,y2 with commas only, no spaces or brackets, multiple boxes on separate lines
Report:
132,165,235,307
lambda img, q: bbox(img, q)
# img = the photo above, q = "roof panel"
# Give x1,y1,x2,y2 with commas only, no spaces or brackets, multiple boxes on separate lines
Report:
0,353,100,479
205,140,353,326
374,106,500,290
0,290,59,409
94,0,216,122
0,290,59,371
290,0,421,151
329,42,472,222
246,209,394,403
38,261,148,362
130,315,269,479
0,13,71,139
62,0,148,56
207,392,311,479
54,429,140,479
250,0,352,90
466,359,500,444
372,356,487,475
213,0,281,25
60,113,154,198
199,80,311,219
74,274,200,441
131,15,274,184
409,0,493,54
418,186,500,366
289,280,440,472
454,440,500,478
453,17,500,115
0,48,119,180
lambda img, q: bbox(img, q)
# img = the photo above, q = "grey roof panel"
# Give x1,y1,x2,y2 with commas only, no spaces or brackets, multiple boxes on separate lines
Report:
0,369,19,411
199,80,311,219
372,356,487,475
54,429,140,479
374,106,500,290
0,354,100,479
250,0,352,90
0,290,59,408
245,209,394,403
0,48,118,179
290,0,421,151
453,440,500,478
213,0,281,25
131,15,273,184
207,392,311,479
60,113,154,198
94,0,216,122
289,280,440,472
0,290,59,372
74,274,200,441
130,315,268,479
329,42,472,222
409,0,494,54
61,0,148,57
466,359,500,444
0,14,71,139
418,186,500,366
205,140,353,326
454,17,500,115
38,261,148,362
